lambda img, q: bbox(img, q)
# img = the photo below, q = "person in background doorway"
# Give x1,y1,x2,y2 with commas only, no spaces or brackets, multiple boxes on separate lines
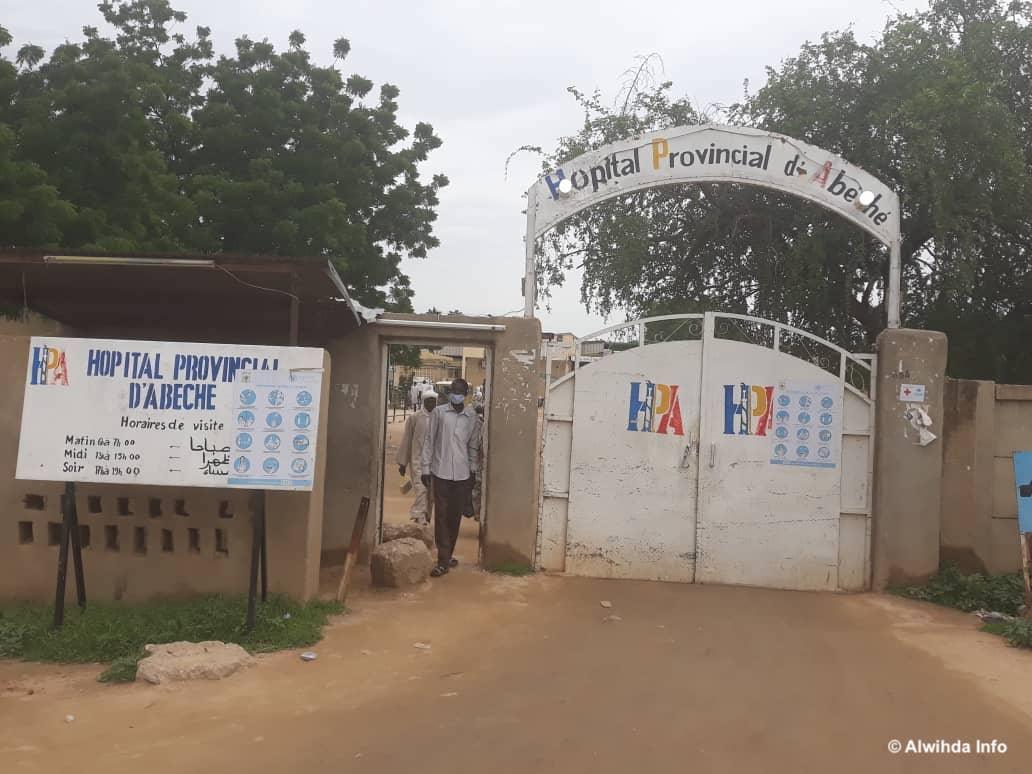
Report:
461,405,485,519
421,378,481,577
410,378,429,412
397,391,437,524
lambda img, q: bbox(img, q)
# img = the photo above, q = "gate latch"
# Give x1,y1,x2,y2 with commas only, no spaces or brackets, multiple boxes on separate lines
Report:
680,432,697,468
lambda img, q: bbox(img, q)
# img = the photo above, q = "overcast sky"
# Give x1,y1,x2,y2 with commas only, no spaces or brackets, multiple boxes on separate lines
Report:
7,0,926,336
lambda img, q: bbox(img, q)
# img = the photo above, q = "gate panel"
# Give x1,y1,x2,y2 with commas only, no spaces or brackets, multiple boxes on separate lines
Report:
694,318,873,591
538,375,575,571
536,313,874,591
565,341,702,581
696,337,842,589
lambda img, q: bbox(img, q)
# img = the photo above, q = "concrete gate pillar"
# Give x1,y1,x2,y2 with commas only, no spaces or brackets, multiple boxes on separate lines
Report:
871,329,948,590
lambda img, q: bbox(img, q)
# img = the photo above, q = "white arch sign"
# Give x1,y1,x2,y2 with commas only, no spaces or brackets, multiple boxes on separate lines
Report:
522,124,902,328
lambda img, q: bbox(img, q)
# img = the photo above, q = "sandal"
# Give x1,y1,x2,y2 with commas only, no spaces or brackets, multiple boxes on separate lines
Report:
449,558,459,568
430,565,449,577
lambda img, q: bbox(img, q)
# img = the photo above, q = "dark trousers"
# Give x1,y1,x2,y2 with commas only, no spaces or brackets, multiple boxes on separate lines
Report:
432,475,471,567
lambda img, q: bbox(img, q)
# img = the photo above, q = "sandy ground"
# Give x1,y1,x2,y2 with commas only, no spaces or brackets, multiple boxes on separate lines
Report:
3,418,1032,772
3,574,1032,773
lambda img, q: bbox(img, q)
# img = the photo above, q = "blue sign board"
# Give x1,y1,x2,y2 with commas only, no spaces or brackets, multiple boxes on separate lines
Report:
1015,452,1032,534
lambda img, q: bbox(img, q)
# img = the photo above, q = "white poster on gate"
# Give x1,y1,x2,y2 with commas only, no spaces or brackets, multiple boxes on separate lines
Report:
16,337,324,491
769,381,842,470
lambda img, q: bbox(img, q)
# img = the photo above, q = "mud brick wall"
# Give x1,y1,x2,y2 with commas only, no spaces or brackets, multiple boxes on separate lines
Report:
941,380,1032,574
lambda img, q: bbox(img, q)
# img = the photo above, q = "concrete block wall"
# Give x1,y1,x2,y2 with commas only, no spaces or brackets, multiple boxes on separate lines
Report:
941,380,1032,574
871,329,948,589
322,327,382,562
477,318,542,568
320,314,542,570
6,483,255,602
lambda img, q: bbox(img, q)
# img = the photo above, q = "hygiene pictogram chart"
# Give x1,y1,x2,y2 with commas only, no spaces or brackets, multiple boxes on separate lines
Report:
230,369,322,490
769,381,842,470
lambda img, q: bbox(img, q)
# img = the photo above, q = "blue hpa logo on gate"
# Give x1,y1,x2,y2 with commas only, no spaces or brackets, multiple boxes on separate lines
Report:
626,381,684,435
29,344,69,386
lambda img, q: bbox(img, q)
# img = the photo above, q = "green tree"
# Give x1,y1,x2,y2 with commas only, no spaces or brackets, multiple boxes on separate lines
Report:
0,1,447,310
184,29,447,307
391,345,424,369
530,0,1032,381
6,4,205,252
0,28,76,245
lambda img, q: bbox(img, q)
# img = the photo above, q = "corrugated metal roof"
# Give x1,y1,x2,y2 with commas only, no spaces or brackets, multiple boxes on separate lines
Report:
0,248,363,342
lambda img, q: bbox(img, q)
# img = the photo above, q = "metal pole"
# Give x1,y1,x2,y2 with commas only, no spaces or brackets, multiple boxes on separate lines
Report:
259,491,268,603
1020,532,1031,598
245,490,264,631
66,482,86,609
523,185,538,317
887,239,902,329
52,482,75,628
289,271,300,345
374,320,507,331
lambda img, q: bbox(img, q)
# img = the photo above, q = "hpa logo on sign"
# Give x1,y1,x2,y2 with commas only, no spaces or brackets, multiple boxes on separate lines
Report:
627,381,685,435
29,344,69,386
723,383,773,436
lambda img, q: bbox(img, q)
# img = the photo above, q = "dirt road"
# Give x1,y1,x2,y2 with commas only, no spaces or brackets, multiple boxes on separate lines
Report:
3,567,1032,773
3,417,1030,772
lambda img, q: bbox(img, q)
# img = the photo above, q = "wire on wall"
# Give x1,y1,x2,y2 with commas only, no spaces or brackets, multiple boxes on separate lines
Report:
214,264,300,302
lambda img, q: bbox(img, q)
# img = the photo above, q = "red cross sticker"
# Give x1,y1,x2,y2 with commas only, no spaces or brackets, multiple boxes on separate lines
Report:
900,384,925,401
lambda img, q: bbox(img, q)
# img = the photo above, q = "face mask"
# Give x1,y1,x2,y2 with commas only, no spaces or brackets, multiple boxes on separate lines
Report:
449,393,466,406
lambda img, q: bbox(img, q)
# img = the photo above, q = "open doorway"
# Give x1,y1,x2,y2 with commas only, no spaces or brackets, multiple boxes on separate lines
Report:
378,341,491,571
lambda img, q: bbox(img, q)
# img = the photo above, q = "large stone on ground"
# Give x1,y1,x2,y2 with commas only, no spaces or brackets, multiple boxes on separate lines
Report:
382,522,434,551
135,641,254,685
371,537,434,588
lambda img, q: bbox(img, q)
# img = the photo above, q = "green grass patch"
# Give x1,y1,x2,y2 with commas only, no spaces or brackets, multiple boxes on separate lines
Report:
982,619,1032,648
490,562,535,577
892,563,1032,650
0,595,343,682
98,649,146,683
891,562,1024,616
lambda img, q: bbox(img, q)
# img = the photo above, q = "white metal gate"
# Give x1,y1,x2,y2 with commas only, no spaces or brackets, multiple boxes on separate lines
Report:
537,313,876,591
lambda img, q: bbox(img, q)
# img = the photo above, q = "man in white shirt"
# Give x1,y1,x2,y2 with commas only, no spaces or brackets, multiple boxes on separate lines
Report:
396,391,437,524
421,378,481,577
409,378,428,411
